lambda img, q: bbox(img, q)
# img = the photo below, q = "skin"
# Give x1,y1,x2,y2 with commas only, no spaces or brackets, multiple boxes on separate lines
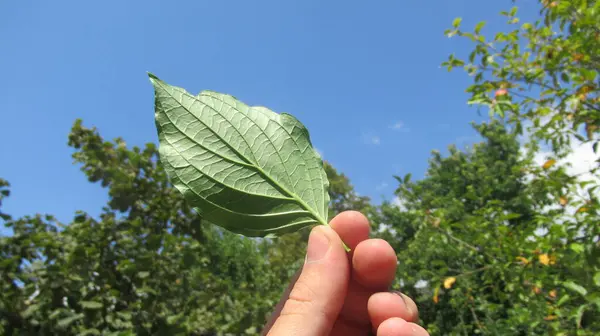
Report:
262,211,430,336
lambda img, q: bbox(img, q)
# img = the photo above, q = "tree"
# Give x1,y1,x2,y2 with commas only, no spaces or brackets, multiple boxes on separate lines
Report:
0,119,372,335
388,120,598,335
393,0,600,333
1,120,281,335
443,0,599,157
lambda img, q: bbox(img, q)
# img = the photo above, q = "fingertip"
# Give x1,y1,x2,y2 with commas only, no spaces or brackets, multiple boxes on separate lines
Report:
409,323,429,336
329,211,370,250
352,239,397,289
368,292,419,328
377,318,429,336
376,317,407,336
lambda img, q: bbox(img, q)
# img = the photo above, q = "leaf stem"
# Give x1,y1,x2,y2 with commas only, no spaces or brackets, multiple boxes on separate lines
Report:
252,164,351,252
320,221,351,252
341,240,351,252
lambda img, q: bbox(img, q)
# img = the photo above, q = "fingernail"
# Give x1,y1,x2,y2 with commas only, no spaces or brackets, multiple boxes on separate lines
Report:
393,291,413,316
306,227,331,263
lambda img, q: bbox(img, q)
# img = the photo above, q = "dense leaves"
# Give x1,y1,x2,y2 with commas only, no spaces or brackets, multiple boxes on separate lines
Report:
388,120,600,334
443,0,600,157
0,120,369,335
428,0,600,333
2,121,279,335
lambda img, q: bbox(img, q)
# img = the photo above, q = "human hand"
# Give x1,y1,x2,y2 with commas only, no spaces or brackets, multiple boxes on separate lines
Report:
262,211,430,336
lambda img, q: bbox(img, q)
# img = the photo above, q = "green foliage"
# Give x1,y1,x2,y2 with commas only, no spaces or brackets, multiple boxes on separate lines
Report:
443,0,600,157
388,120,598,334
416,0,600,333
150,74,331,239
324,162,373,220
1,121,283,335
0,178,10,221
1,119,368,335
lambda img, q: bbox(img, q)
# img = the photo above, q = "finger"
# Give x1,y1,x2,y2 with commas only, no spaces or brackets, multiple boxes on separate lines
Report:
331,238,398,334
368,292,419,331
266,225,350,336
352,239,398,289
377,318,429,336
263,211,369,335
329,210,371,257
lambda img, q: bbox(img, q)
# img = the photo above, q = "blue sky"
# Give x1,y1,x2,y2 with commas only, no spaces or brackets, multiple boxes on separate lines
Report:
0,0,540,227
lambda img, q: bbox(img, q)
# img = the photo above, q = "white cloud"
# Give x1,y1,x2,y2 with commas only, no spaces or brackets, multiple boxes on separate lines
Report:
391,122,404,129
375,182,389,191
378,222,391,232
376,222,398,237
390,121,410,132
521,118,599,219
535,139,599,207
521,110,598,177
392,196,408,211
362,132,381,145
532,143,598,177
526,120,599,183
560,141,598,177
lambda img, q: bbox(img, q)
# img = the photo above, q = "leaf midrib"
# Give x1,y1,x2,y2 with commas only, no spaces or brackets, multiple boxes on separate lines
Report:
204,94,298,198
255,109,327,220
159,121,295,202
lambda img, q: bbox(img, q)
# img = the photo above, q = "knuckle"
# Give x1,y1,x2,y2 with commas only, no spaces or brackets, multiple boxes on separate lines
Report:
280,280,317,317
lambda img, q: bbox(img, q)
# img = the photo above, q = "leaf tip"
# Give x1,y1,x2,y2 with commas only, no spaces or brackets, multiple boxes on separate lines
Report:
147,72,162,86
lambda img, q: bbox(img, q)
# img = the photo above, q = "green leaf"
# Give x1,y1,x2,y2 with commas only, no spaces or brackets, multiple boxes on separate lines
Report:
57,313,84,328
557,294,571,307
452,17,462,28
21,304,40,318
563,281,588,296
138,271,150,279
149,74,333,240
574,304,587,328
582,69,597,81
569,243,584,253
166,314,181,324
475,21,486,34
80,301,103,309
49,309,62,320
594,272,600,287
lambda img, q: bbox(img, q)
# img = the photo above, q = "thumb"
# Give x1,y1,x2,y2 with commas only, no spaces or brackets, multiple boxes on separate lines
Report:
266,226,350,336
